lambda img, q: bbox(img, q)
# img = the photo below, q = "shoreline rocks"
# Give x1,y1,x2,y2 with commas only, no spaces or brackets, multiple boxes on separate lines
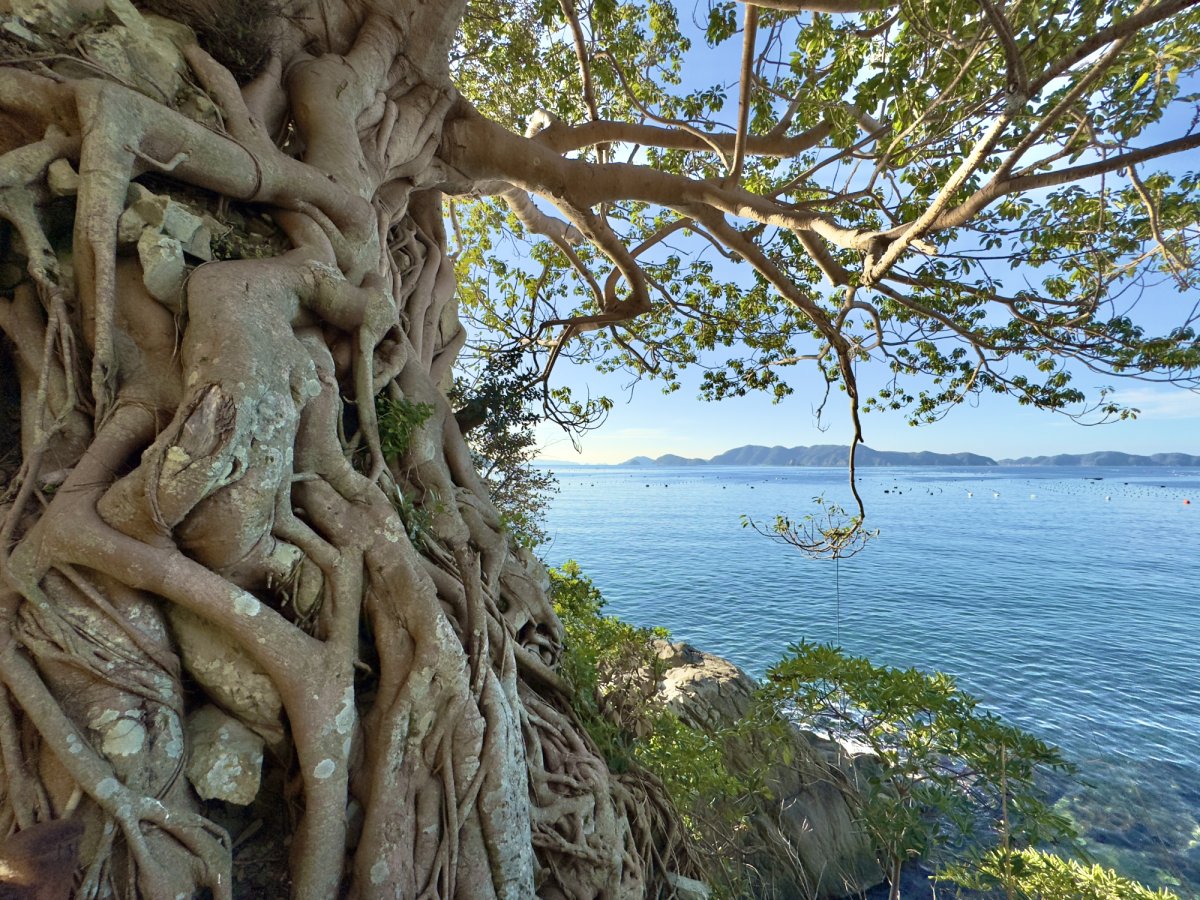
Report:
653,641,884,898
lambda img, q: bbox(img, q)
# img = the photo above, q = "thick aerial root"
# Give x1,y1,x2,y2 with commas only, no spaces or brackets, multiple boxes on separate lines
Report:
0,7,696,896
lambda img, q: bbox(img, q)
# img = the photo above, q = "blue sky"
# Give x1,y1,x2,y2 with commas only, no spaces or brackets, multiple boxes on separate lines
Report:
524,8,1200,465
534,354,1200,464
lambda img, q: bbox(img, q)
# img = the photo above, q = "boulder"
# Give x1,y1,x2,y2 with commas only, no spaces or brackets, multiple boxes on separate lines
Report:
667,872,712,899
7,0,102,38
654,641,884,898
67,13,191,103
185,704,264,805
167,606,285,749
136,230,185,310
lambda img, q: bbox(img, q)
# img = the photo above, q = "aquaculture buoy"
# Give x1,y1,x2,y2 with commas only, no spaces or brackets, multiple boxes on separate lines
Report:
1186,499,1192,505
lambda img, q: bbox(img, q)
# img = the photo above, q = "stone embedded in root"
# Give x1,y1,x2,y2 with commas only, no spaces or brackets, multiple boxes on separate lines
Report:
56,13,195,104
46,158,80,197
91,707,148,758
118,183,212,259
136,230,186,309
185,704,264,805
167,606,284,748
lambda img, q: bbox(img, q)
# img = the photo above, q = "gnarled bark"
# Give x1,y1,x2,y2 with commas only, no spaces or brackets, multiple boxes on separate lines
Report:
0,3,687,897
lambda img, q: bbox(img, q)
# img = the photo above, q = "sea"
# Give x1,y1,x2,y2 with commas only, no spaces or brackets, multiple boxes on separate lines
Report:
540,464,1200,897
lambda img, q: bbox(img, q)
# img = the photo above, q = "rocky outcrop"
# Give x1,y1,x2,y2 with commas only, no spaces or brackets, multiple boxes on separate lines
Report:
654,641,884,898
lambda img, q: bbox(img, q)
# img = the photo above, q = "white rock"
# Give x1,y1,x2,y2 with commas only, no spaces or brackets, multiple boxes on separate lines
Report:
130,192,169,229
73,17,188,102
118,186,164,244
137,230,185,309
10,0,100,35
161,201,203,245
1,17,46,48
181,223,212,261
185,705,264,805
117,207,152,245
667,873,711,899
47,158,80,197
167,606,285,748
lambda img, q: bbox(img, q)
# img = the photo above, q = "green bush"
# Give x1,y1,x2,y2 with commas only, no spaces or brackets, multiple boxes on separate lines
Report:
760,642,1178,900
549,562,746,809
946,848,1181,899
450,350,557,548
376,395,435,459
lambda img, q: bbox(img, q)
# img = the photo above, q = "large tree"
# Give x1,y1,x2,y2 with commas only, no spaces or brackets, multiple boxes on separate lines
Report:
0,0,1196,897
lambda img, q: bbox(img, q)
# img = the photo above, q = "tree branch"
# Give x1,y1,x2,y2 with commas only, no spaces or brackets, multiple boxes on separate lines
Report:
443,104,869,253
729,3,759,184
919,131,1200,235
1031,0,1200,93
734,0,896,12
557,0,601,124
530,116,832,158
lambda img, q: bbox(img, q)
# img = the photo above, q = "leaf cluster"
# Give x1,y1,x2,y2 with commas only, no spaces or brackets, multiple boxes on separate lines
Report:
376,395,435,460
760,642,1077,888
946,847,1181,899
549,562,748,810
742,494,877,559
451,350,558,547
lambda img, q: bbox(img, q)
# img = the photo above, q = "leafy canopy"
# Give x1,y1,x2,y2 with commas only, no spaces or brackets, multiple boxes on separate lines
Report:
450,0,1200,488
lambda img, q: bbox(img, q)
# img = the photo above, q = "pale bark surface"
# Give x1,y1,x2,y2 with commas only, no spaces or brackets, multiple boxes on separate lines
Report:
0,2,688,896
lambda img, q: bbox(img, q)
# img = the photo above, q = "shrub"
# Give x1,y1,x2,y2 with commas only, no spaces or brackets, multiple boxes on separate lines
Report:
947,847,1181,899
549,562,745,810
377,395,435,459
760,642,1177,900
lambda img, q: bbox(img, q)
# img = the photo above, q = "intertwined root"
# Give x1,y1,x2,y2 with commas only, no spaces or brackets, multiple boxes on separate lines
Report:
0,4,687,897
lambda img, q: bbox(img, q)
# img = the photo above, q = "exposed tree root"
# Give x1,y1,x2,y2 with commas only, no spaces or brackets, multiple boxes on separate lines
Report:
0,3,689,897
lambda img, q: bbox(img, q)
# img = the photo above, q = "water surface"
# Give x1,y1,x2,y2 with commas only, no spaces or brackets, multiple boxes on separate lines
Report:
542,465,1200,896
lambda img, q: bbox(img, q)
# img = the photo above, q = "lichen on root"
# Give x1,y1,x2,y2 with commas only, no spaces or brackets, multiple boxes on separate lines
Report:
0,2,689,896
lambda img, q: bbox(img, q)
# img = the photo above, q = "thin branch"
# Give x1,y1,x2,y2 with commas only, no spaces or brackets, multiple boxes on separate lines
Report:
695,209,849,357
734,0,896,12
994,34,1131,182
1126,164,1191,278
596,49,732,164
867,95,1026,281
920,131,1200,234
975,0,1028,95
729,3,759,185
557,0,600,123
529,115,832,158
1032,0,1200,94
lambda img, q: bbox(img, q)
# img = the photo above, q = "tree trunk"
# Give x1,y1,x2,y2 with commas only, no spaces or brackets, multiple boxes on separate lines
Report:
0,3,684,896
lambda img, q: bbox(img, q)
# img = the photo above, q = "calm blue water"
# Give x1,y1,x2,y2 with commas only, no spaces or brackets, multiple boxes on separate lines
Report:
541,465,1200,896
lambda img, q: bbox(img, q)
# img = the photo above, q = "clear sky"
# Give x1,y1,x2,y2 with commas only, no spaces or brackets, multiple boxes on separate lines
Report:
534,352,1200,465
523,10,1200,466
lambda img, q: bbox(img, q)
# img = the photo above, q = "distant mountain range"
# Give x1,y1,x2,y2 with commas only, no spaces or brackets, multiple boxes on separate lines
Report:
617,445,1200,468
